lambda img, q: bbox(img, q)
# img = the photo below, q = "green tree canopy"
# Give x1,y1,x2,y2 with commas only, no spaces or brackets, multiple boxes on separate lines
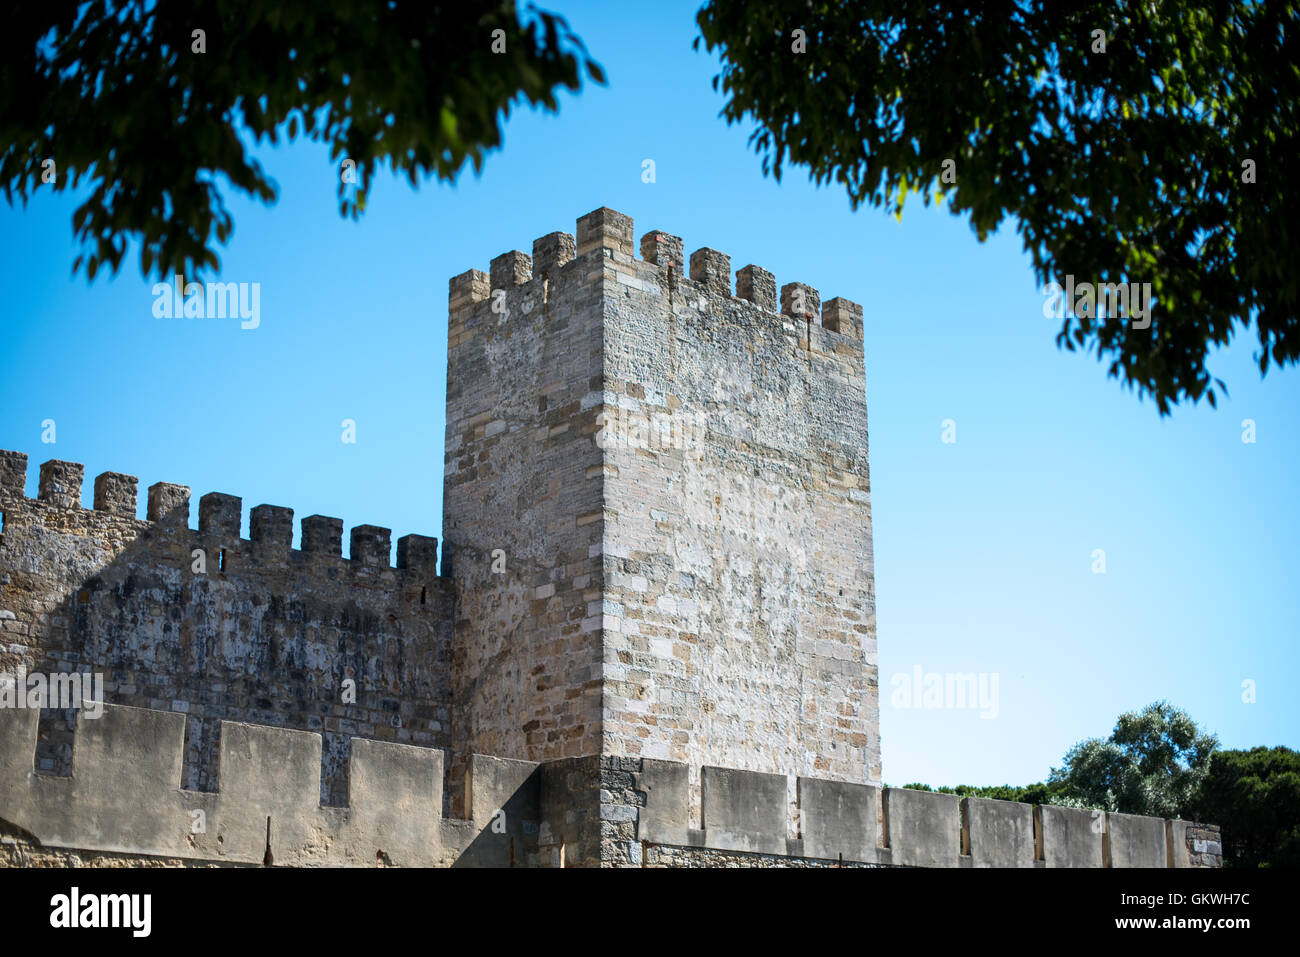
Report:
1192,746,1300,868
696,1,1299,413
1048,700,1218,817
899,780,1077,806
1,1,603,281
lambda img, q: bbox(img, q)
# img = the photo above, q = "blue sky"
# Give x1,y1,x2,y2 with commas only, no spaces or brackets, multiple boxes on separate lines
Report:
1,1,1295,787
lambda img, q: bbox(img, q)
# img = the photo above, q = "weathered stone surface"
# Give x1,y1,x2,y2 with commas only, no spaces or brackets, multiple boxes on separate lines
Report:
92,472,138,518
576,206,634,258
780,281,820,321
634,758,690,846
301,514,343,555
146,482,189,522
965,797,1036,867
532,231,576,277
1042,805,1105,868
640,231,683,271
1171,820,1224,868
1109,811,1168,868
799,777,879,863
736,264,777,312
490,250,532,289
701,766,787,855
598,209,878,803
822,297,864,339
689,247,731,297
885,788,961,867
249,504,293,550
0,450,28,498
38,460,83,509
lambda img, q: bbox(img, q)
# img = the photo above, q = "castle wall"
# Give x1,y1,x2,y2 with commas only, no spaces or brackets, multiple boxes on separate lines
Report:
0,702,1220,869
0,451,451,806
0,703,536,867
0,204,1225,870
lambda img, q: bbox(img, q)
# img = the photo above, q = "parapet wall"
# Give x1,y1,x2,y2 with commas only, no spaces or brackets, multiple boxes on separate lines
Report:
0,703,531,866
0,450,453,807
603,758,1221,868
0,703,1218,868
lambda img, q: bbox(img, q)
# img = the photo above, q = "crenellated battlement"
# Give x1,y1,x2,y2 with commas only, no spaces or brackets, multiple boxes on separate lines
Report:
0,449,440,575
616,762,1219,868
0,448,453,808
0,703,533,866
0,703,1219,868
445,207,864,343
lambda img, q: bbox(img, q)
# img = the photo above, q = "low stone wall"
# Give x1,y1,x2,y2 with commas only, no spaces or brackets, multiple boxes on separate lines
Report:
0,703,531,867
611,758,1221,869
0,703,1220,868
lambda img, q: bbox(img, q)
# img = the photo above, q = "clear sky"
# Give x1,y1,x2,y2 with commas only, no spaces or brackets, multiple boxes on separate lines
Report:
1,1,1295,788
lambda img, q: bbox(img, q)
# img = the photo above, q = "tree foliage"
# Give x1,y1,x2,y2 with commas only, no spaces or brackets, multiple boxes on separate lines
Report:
1192,746,1300,868
0,1,603,281
1047,700,1218,817
899,780,1079,806
695,1,1299,413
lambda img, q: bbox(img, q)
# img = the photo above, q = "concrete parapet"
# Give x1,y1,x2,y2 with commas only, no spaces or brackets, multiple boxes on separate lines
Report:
1041,805,1105,868
0,705,1223,868
0,703,525,867
885,787,962,867
964,796,1036,867
798,776,880,863
701,766,788,855
1108,811,1169,868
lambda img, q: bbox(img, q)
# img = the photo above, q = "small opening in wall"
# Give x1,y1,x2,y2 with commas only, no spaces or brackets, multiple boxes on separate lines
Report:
219,548,227,573
959,798,971,856
420,586,427,605
262,816,274,866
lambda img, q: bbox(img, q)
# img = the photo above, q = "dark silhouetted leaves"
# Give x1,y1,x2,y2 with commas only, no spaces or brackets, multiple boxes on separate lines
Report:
0,1,603,283
696,1,1299,413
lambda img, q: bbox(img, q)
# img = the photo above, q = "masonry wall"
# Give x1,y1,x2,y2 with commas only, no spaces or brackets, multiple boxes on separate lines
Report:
441,221,610,793
0,451,451,807
443,209,878,854
0,702,1220,869
0,703,540,867
594,211,878,806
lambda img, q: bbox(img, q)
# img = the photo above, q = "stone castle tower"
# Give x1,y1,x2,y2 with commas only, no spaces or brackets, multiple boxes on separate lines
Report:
443,207,878,794
0,207,1217,868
